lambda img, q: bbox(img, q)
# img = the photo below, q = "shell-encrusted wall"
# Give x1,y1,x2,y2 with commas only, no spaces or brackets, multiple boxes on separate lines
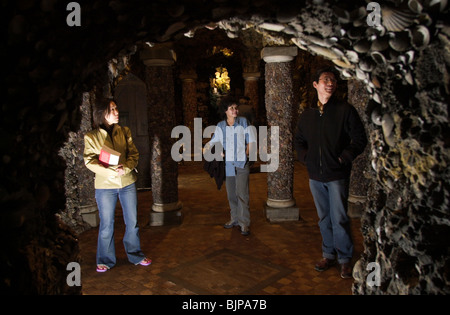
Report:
4,0,449,294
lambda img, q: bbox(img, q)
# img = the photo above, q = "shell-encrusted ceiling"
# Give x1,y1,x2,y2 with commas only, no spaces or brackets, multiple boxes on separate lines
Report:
208,0,447,110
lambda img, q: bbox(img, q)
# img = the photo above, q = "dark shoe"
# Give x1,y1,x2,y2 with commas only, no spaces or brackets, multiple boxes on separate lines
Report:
314,258,336,272
224,220,238,229
240,226,250,236
340,263,353,279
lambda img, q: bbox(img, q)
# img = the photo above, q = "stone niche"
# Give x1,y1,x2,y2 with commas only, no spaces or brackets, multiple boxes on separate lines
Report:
3,0,450,294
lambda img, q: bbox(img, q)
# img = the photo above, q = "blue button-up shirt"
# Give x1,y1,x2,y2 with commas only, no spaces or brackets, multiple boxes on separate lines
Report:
210,117,256,177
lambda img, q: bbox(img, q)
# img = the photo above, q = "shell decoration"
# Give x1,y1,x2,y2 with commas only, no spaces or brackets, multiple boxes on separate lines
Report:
381,7,417,32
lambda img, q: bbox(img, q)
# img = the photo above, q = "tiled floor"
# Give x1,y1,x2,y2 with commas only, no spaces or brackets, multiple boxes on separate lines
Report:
78,161,363,295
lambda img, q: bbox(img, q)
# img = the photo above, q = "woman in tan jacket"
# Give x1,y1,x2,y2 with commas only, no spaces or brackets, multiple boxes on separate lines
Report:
84,98,151,272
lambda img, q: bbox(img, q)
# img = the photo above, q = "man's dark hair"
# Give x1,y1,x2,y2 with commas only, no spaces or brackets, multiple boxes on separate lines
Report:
219,95,238,113
313,67,338,83
93,98,115,129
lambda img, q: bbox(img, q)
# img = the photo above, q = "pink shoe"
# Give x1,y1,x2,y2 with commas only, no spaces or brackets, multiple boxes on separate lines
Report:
138,258,152,266
96,264,109,273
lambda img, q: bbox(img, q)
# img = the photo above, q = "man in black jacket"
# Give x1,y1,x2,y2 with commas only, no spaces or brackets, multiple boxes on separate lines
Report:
294,67,367,279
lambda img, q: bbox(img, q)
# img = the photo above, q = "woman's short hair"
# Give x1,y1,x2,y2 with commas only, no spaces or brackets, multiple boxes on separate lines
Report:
219,95,238,113
93,98,114,128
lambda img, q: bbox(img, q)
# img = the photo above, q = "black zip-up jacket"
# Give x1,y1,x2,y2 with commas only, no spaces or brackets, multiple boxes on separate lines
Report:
294,96,367,182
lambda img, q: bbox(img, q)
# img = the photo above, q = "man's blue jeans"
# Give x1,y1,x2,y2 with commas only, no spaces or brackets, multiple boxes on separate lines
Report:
95,183,145,268
309,179,353,264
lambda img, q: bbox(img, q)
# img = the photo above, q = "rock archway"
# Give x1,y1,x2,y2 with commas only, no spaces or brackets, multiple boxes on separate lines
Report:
3,0,449,294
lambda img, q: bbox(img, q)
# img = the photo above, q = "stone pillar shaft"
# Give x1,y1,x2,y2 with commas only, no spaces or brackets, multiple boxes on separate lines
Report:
141,47,182,225
180,74,198,132
243,72,260,124
262,47,299,222
146,66,179,207
265,62,294,202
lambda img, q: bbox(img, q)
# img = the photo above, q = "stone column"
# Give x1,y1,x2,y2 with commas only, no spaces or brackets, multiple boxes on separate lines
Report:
180,72,198,160
180,73,198,131
141,47,182,226
240,28,263,126
243,72,260,125
262,46,299,222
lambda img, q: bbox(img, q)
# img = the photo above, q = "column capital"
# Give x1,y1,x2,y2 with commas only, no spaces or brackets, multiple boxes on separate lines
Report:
179,73,198,81
140,47,176,66
261,46,297,63
243,72,261,80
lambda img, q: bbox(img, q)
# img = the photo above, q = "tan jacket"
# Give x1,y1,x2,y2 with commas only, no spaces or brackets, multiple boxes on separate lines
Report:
84,125,139,189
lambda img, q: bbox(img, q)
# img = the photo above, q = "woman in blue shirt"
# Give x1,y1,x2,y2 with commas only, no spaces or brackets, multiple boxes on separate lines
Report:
209,96,256,236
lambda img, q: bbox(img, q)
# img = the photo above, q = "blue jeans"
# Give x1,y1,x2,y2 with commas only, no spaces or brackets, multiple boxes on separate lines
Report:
95,183,145,268
309,179,353,264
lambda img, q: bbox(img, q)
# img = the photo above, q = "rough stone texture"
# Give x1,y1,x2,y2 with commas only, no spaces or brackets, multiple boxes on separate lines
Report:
243,76,260,124
241,29,263,124
353,40,450,295
347,80,371,199
3,0,450,294
265,61,295,202
58,92,94,233
180,76,198,132
145,65,179,206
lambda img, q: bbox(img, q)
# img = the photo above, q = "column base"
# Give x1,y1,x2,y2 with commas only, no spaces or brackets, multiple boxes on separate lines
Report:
149,201,183,226
79,204,99,227
152,201,182,212
149,210,183,226
264,199,299,222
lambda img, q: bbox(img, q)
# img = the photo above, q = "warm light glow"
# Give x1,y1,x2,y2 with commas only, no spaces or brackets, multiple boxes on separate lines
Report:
210,66,230,95
212,46,234,57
